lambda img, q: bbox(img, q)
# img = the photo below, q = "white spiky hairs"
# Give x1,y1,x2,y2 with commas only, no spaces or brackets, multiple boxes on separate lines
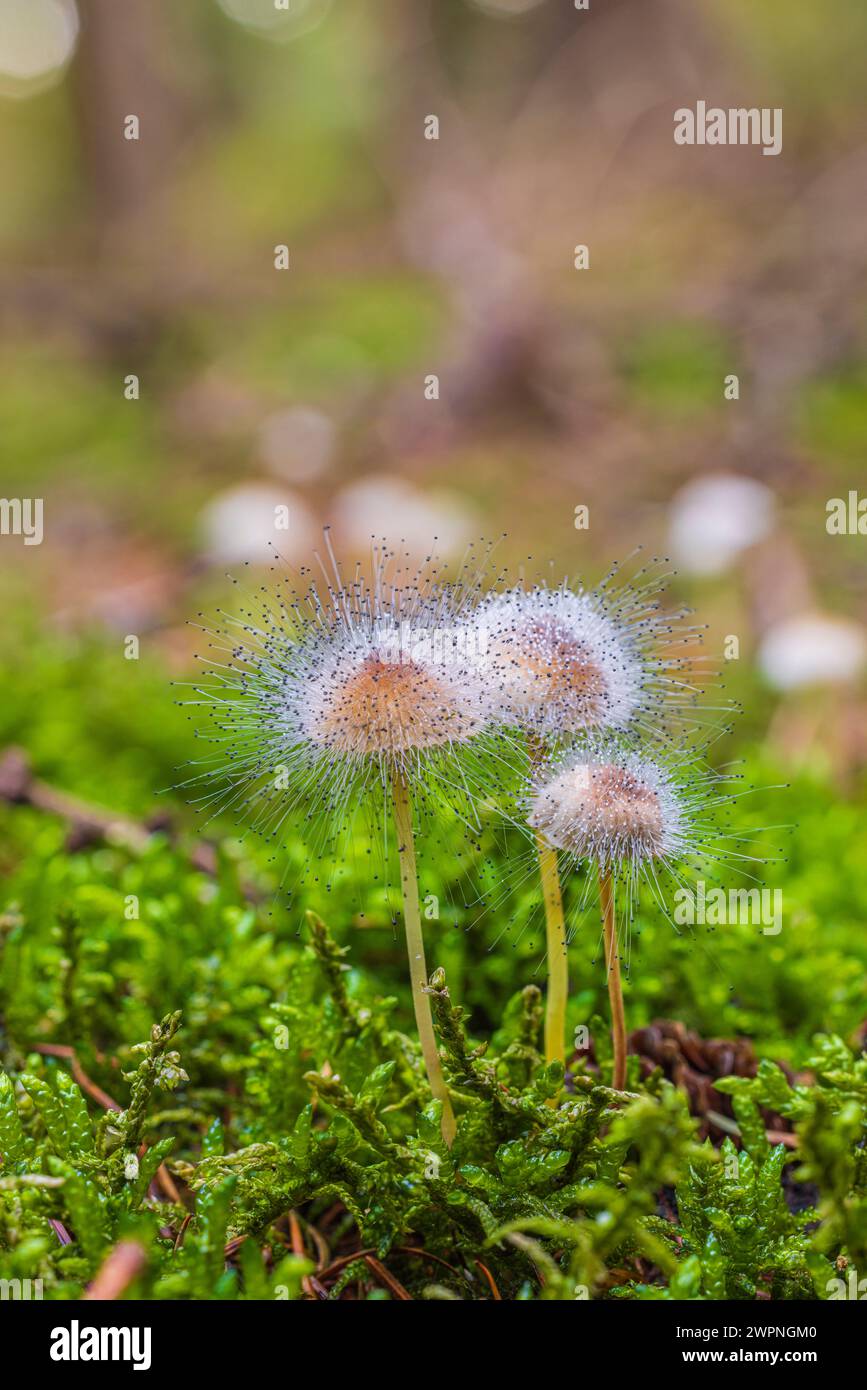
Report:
470,558,712,741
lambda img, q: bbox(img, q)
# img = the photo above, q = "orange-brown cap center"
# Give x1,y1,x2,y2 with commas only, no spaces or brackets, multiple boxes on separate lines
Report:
496,618,607,720
310,654,475,756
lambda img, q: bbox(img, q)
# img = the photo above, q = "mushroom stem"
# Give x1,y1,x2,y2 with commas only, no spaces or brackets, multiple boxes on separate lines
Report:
599,866,627,1090
535,832,568,1070
527,734,569,1073
391,771,457,1147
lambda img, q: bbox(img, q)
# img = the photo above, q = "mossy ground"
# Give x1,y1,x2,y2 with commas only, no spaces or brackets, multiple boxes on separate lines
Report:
1,632,865,1300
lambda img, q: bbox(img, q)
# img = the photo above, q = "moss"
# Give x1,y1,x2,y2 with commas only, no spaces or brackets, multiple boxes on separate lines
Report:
1,629,866,1298
1,898,865,1299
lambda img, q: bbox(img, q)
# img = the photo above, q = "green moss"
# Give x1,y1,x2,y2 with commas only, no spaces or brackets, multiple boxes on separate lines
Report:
619,323,734,421
1,626,866,1298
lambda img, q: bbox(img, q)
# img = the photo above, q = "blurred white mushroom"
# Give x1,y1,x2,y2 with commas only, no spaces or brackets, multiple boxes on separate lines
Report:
258,407,336,484
332,475,476,561
0,0,78,98
758,613,867,691
200,484,317,567
668,473,775,577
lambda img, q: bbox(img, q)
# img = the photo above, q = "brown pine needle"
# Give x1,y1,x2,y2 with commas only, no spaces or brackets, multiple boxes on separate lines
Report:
83,1240,148,1301
475,1259,502,1300
364,1254,413,1301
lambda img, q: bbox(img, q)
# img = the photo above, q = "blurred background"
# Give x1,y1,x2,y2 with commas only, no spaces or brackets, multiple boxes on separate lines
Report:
2,0,867,674
1,0,866,1053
